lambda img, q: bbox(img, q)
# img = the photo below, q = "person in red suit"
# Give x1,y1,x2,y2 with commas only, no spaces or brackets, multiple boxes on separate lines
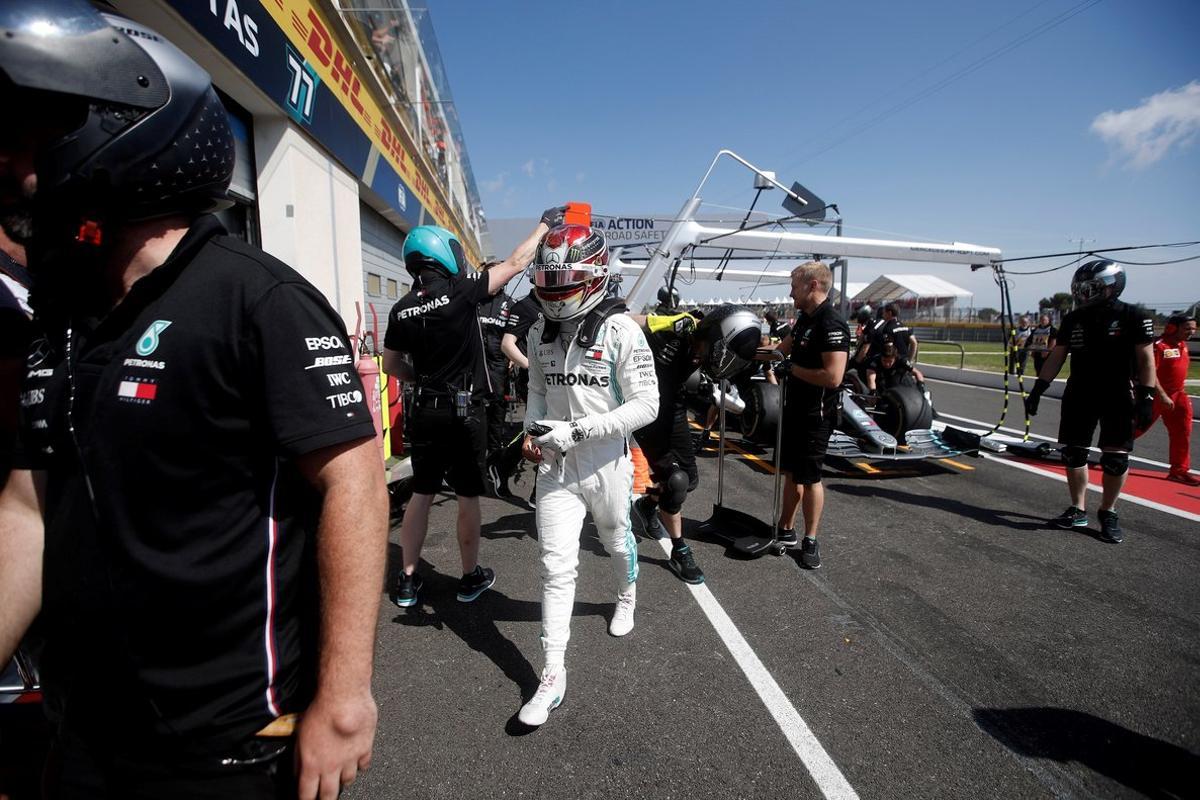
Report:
1138,313,1198,485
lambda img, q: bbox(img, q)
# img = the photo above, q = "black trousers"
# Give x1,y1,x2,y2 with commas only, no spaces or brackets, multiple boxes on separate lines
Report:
44,726,294,800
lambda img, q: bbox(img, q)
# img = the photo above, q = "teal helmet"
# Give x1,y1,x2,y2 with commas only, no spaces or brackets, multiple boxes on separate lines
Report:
402,225,467,279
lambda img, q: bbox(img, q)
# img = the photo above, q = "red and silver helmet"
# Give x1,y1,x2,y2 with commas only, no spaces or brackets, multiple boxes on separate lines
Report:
532,223,610,321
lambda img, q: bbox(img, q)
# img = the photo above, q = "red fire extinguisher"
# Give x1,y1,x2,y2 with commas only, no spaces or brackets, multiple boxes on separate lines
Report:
352,302,385,453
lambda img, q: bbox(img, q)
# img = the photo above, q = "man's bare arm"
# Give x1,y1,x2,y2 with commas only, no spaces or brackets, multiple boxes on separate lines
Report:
790,351,849,389
500,334,528,370
485,208,564,295
382,348,416,383
0,469,45,664
294,436,389,800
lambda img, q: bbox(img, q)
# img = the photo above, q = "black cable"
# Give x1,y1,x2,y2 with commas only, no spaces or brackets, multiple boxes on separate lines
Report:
996,240,1200,263
1106,254,1200,266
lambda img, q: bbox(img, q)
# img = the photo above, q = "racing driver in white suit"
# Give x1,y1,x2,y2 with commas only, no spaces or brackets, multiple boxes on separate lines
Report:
518,223,658,726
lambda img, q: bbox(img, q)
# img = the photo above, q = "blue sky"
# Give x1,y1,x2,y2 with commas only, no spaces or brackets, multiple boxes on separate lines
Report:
426,0,1199,312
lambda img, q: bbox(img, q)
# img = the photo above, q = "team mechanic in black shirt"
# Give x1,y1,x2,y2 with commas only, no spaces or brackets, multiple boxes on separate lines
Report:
629,306,761,584
476,267,516,496
0,5,389,797
383,210,559,608
772,262,850,569
1025,260,1155,544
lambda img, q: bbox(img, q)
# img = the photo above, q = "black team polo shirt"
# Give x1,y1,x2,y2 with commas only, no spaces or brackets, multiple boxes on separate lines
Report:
17,215,376,750
788,297,850,417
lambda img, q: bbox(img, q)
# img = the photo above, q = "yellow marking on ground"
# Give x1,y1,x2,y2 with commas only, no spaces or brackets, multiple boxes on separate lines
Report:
852,462,881,474
939,458,975,471
722,439,777,474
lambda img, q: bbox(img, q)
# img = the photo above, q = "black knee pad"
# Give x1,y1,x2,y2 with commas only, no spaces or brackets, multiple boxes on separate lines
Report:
1100,451,1129,476
1061,446,1089,469
659,468,691,514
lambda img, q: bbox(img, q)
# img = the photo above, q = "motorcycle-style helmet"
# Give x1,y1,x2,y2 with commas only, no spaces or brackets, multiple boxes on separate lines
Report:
0,1,234,228
1070,259,1125,307
696,304,761,380
403,225,467,279
532,223,609,321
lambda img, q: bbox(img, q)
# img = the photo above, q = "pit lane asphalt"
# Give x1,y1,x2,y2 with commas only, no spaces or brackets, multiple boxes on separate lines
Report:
352,382,1200,800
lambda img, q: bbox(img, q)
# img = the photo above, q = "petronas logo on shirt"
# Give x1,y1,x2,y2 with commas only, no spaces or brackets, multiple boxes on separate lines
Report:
136,320,173,356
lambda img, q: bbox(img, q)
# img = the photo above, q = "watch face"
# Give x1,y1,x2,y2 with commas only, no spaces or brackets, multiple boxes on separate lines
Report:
571,425,586,443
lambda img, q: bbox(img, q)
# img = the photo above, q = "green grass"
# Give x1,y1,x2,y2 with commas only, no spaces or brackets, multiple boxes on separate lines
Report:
916,342,1200,382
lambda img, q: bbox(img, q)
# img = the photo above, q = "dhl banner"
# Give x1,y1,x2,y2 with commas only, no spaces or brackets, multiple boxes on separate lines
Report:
167,0,479,264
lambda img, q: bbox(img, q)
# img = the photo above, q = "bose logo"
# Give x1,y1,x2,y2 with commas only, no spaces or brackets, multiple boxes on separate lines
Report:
306,336,346,351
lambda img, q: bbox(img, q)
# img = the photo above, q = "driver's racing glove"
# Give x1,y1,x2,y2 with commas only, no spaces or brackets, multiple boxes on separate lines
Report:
540,205,568,229
531,419,588,453
1025,378,1051,417
1134,385,1155,431
647,312,696,336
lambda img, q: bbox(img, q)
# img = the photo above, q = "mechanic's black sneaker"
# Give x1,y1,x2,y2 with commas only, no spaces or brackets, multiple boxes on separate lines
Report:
390,572,423,608
775,528,798,548
634,496,666,539
1052,506,1088,529
668,542,705,584
694,429,713,450
799,537,821,569
528,484,537,509
457,566,496,602
1097,510,1123,544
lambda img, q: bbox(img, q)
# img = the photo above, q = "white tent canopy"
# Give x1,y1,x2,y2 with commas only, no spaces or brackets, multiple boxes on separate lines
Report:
852,274,972,305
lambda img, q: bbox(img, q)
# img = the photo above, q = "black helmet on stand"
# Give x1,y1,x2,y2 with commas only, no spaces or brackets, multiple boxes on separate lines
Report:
696,304,761,380
0,0,234,238
1070,259,1125,307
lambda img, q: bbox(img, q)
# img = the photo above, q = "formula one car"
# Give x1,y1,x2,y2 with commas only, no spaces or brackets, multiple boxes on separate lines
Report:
739,374,964,462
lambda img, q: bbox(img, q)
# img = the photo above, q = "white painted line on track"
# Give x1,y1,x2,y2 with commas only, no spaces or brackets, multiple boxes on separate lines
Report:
653,536,859,800
926,377,1056,399
936,411,1196,474
978,453,1200,523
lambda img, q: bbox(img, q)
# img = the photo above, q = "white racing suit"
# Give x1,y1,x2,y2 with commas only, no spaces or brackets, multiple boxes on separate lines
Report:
526,312,659,666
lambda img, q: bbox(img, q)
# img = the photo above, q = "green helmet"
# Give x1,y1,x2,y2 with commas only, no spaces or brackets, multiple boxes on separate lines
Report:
402,225,467,279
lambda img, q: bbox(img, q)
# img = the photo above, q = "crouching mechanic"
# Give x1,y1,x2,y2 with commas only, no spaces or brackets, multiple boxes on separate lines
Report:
383,210,560,607
517,223,658,726
1025,260,1155,543
632,306,762,584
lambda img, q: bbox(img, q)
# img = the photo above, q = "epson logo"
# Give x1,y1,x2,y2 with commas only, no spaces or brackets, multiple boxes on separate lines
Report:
397,295,449,319
306,336,346,351
546,373,611,387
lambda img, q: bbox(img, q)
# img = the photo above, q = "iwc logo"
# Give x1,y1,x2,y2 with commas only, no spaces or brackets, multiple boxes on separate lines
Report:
136,320,173,356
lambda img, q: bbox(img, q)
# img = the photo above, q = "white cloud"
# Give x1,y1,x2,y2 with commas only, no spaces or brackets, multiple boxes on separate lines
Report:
521,159,536,177
1091,80,1200,169
481,171,508,193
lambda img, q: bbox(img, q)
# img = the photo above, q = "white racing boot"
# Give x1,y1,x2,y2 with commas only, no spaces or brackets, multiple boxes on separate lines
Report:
608,582,636,637
518,665,566,726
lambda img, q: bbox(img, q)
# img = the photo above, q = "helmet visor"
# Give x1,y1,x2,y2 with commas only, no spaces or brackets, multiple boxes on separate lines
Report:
532,264,606,289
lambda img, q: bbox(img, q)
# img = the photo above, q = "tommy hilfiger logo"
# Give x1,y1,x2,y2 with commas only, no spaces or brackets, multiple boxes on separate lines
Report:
118,377,158,404
586,346,604,360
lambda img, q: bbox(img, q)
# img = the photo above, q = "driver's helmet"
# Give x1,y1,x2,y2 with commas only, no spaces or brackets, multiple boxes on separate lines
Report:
1070,259,1125,307
532,223,610,321
695,304,761,380
0,1,234,229
403,225,467,280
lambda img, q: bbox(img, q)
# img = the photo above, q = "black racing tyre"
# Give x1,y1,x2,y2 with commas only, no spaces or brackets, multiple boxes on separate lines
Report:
744,382,782,444
878,386,933,440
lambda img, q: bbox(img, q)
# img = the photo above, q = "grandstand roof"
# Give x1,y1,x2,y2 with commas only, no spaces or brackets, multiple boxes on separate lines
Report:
853,274,972,303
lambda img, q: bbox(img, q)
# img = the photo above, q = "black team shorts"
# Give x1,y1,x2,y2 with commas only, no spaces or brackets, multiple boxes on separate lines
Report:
407,402,487,497
778,405,836,486
1058,382,1135,452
